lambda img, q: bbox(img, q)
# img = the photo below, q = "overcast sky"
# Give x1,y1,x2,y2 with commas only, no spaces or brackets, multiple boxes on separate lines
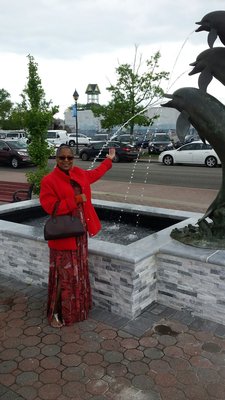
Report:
1,0,225,119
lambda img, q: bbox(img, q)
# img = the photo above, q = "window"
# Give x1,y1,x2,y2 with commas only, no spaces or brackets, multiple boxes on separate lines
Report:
0,141,8,150
192,143,202,150
93,142,105,150
6,141,26,149
108,142,120,148
180,143,198,151
6,133,18,138
202,143,212,150
119,135,131,141
47,132,56,139
152,135,170,142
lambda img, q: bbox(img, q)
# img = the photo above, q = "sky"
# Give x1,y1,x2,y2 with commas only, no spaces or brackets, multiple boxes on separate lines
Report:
1,0,225,119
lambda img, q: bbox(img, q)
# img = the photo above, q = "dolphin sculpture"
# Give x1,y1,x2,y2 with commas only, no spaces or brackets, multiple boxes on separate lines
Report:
161,87,225,220
195,11,225,48
189,47,225,91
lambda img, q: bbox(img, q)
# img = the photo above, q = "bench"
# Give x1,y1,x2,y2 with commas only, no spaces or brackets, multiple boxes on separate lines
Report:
0,181,34,203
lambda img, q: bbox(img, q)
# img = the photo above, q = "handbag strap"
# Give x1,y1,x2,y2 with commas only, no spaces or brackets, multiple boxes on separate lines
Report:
52,201,60,217
52,200,79,218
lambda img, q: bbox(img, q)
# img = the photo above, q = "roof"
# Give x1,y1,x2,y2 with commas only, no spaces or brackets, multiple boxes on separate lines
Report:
85,84,101,94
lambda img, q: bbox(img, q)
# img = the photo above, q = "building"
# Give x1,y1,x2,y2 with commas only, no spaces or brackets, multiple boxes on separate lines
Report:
146,107,180,131
85,84,100,105
64,84,181,135
64,108,101,135
64,83,102,135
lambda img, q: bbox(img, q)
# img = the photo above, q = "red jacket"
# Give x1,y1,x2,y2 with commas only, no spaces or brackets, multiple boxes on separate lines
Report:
40,158,112,250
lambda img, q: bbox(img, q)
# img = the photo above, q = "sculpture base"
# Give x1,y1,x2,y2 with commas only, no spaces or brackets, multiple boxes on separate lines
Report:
171,222,225,249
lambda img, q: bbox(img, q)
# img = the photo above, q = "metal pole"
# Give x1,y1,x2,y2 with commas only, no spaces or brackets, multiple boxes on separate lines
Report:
73,89,79,156
75,99,79,155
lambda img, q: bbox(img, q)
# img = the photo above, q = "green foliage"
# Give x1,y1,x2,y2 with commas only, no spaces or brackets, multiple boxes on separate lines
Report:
20,54,59,191
92,48,169,134
0,89,13,128
1,109,24,130
26,167,52,195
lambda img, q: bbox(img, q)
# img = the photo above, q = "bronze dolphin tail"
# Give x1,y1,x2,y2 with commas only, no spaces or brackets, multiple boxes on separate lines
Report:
161,87,225,220
189,47,225,91
195,11,225,48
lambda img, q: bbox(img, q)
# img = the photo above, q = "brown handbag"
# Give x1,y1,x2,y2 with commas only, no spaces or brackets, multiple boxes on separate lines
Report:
44,201,85,240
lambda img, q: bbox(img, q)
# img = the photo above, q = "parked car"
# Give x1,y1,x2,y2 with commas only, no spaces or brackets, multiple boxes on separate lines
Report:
0,139,32,168
79,141,138,163
0,131,28,142
135,136,149,149
112,134,132,142
67,133,91,147
158,141,221,167
112,134,141,149
148,133,174,154
90,134,109,142
184,132,200,144
172,139,183,149
47,130,69,147
47,142,57,158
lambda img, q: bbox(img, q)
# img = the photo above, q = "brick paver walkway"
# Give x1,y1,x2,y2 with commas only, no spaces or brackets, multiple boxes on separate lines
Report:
1,275,225,400
0,162,224,399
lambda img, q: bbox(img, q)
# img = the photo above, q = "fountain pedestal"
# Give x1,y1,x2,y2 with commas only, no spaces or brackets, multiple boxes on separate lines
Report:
0,199,225,324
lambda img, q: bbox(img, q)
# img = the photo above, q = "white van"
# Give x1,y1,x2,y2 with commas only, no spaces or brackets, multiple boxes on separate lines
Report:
1,131,27,141
47,130,68,147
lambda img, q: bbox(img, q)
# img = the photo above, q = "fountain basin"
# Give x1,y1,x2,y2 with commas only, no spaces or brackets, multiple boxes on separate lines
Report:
0,199,225,324
6,200,183,245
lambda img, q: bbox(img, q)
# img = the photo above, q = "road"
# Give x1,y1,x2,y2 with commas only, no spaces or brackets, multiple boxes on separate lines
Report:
0,158,222,190
0,158,221,213
99,162,222,190
53,158,223,190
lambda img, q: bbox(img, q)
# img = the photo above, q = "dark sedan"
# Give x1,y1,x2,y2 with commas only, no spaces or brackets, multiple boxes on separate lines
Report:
148,134,174,154
79,141,138,163
0,139,32,168
135,137,149,149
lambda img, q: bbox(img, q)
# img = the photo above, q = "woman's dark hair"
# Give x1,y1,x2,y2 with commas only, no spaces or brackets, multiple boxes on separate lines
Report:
56,144,73,158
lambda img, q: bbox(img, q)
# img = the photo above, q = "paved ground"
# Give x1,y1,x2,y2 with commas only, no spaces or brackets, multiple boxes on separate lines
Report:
1,274,225,400
0,165,218,213
0,165,225,399
92,180,217,214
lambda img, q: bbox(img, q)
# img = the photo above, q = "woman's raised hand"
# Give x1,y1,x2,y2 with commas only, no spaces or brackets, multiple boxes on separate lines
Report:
107,147,116,160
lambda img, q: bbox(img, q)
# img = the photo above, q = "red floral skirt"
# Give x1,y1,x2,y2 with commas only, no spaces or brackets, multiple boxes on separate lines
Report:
47,233,92,325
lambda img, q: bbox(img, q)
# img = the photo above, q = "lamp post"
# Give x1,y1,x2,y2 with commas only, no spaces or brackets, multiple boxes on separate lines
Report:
73,89,79,155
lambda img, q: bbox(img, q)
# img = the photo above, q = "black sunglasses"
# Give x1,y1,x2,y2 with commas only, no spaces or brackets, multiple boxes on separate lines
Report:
58,156,74,161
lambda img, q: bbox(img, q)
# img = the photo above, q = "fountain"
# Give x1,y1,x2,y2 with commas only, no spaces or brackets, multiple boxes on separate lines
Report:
1,198,225,325
1,10,225,324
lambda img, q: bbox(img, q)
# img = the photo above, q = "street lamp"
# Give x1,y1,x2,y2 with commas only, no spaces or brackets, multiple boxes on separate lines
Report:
73,89,79,155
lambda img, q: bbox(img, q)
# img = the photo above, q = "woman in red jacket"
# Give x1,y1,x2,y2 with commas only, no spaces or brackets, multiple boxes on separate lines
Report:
40,144,115,328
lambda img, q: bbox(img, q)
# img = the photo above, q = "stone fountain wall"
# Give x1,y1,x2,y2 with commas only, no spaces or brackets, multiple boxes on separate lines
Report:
0,199,225,324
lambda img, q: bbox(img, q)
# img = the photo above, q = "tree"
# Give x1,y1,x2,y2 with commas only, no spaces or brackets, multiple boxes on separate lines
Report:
20,55,58,193
0,89,13,128
92,47,169,136
2,103,26,130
